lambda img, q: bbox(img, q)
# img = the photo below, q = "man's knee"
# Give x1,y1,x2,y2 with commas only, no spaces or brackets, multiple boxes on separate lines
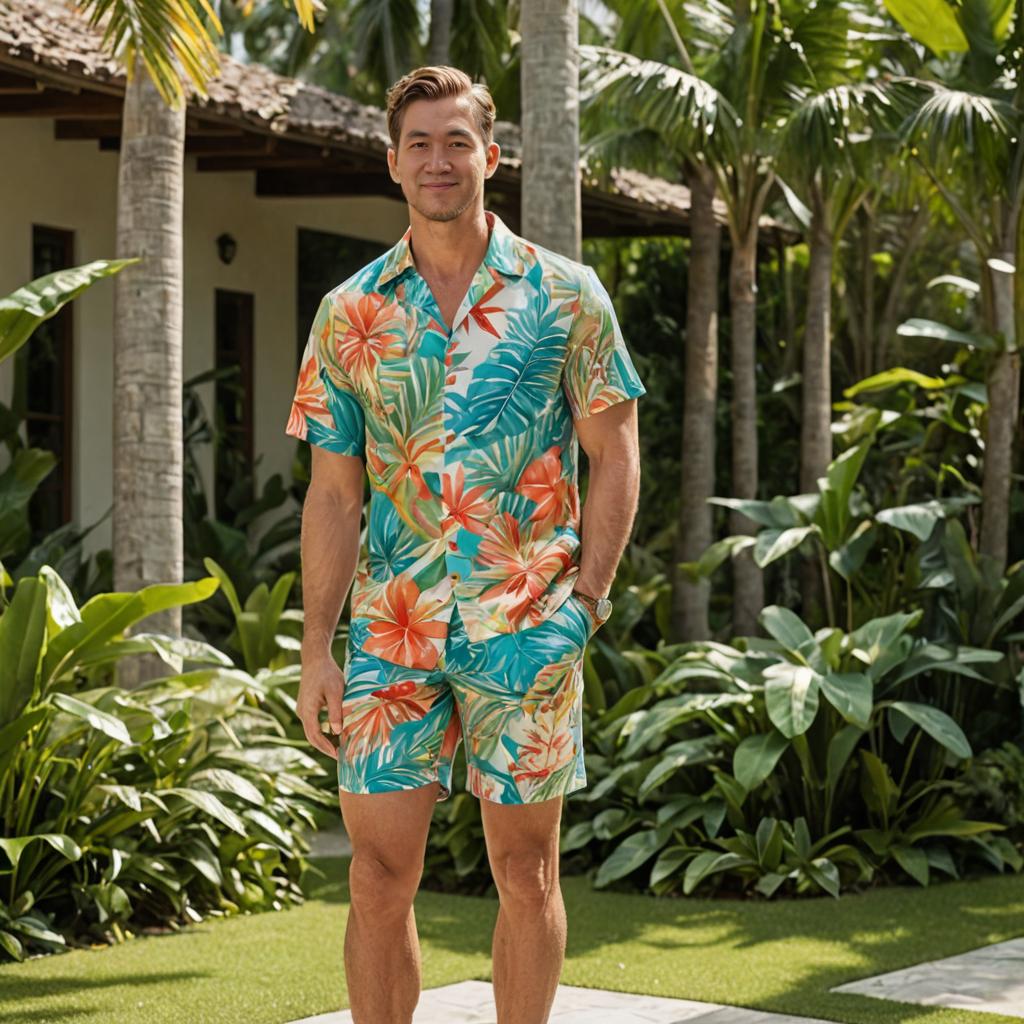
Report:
348,849,423,917
492,848,558,910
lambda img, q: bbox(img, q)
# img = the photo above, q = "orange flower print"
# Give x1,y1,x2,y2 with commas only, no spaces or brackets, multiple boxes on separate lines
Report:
442,463,494,536
515,445,568,532
331,292,408,389
287,353,327,440
364,577,449,668
475,513,573,626
343,679,434,759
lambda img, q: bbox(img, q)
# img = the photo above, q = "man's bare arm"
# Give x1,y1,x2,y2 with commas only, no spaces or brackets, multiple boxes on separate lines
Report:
296,445,365,759
572,398,642,600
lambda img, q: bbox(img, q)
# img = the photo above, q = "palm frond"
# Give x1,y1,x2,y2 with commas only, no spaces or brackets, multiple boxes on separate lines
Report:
349,0,423,88
578,43,741,165
904,82,1018,175
76,0,322,108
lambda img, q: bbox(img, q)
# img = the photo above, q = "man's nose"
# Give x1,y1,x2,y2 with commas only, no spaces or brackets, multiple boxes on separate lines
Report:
426,146,453,172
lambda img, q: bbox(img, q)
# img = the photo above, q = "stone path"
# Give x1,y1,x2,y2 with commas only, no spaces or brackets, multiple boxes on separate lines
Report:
288,980,837,1024
831,936,1024,1019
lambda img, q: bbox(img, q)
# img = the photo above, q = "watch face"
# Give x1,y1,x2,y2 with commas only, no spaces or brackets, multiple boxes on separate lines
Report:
595,597,613,621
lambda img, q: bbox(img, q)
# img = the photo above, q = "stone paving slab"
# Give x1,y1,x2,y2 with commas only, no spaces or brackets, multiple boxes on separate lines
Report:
830,936,1024,1019
287,979,839,1024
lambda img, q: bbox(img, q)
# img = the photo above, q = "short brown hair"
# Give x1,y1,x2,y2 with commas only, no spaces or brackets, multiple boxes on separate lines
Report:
385,66,495,150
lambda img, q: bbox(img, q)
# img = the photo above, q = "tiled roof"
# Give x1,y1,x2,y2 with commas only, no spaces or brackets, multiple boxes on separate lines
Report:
0,0,756,231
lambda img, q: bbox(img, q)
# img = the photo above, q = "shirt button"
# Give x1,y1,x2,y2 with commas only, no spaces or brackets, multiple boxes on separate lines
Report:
449,572,461,582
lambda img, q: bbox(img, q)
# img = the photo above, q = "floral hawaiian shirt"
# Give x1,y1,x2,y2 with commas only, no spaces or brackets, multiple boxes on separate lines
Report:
285,209,646,672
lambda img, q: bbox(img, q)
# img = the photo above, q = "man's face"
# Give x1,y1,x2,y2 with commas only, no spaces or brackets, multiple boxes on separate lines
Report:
388,95,500,224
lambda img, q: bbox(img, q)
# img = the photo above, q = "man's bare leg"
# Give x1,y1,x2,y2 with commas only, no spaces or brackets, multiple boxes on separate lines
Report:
480,795,566,1024
339,782,439,1024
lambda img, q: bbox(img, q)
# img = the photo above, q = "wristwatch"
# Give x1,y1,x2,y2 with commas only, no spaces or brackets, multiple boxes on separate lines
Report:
572,588,613,629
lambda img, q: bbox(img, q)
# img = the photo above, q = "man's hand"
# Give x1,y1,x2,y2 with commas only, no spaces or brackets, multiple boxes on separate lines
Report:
297,658,346,760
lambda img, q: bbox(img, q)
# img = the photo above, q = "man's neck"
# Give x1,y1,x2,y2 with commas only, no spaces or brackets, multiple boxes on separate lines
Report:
408,207,490,283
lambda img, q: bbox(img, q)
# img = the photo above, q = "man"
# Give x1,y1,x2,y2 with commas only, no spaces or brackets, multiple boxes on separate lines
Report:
286,64,645,1024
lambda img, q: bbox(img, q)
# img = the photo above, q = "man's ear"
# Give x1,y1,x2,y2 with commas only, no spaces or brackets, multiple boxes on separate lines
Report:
485,142,501,177
387,146,400,183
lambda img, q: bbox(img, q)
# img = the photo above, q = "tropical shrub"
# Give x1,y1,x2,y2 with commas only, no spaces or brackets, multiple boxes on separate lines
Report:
567,600,1020,899
0,565,332,962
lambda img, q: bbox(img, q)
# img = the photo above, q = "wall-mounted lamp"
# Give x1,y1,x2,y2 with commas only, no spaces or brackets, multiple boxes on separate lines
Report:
216,232,237,265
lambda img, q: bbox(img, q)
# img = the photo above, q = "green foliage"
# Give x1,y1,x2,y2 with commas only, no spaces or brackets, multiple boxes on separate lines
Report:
564,598,1019,898
0,567,332,962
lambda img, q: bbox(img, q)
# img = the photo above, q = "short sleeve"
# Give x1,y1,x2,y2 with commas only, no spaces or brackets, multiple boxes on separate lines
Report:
562,266,647,420
285,292,366,457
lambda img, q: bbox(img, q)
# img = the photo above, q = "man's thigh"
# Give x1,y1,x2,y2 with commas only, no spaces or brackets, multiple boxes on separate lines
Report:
339,783,440,866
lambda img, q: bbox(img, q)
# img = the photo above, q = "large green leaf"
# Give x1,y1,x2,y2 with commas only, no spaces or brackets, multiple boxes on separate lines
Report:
753,525,818,568
0,449,58,558
896,318,997,351
0,577,47,727
888,700,972,759
0,260,139,363
682,851,750,895
815,439,872,550
877,497,980,541
764,663,821,737
733,731,790,791
760,605,815,652
594,826,673,888
843,367,950,397
819,672,873,728
0,833,82,870
829,522,877,582
51,693,132,745
40,577,220,686
884,0,968,56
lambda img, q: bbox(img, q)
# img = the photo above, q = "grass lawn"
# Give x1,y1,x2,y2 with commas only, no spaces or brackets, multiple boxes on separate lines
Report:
3,857,1023,1024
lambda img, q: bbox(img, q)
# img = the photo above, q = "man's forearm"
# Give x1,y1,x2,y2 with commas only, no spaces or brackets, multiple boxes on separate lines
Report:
299,486,363,665
575,449,641,597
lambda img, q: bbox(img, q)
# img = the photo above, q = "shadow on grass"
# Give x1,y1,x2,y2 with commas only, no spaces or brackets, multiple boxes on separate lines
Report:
0,971,202,1023
381,843,1022,1023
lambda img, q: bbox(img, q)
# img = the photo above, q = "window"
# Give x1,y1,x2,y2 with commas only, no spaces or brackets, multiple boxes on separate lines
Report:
18,225,74,539
214,289,254,516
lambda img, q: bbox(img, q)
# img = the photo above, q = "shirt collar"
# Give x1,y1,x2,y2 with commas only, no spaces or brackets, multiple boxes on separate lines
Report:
377,209,526,290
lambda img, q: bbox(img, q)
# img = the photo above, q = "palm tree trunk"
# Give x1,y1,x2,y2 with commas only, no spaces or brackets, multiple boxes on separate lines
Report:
671,166,721,640
800,195,833,493
113,52,186,688
980,251,1021,570
520,0,580,260
729,231,764,636
427,0,453,66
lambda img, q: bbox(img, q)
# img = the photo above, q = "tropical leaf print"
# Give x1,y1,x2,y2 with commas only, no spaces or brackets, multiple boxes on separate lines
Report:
285,210,646,672
448,323,569,444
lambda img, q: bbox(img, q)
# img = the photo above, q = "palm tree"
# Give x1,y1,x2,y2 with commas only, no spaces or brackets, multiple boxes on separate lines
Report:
73,0,318,686
581,0,856,637
777,80,896,495
885,0,1023,569
520,0,581,258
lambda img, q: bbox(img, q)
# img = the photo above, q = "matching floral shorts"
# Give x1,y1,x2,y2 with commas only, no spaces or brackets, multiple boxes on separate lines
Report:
338,593,595,804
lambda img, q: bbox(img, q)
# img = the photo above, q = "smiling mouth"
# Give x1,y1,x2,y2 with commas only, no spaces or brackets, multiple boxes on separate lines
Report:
424,182,456,189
